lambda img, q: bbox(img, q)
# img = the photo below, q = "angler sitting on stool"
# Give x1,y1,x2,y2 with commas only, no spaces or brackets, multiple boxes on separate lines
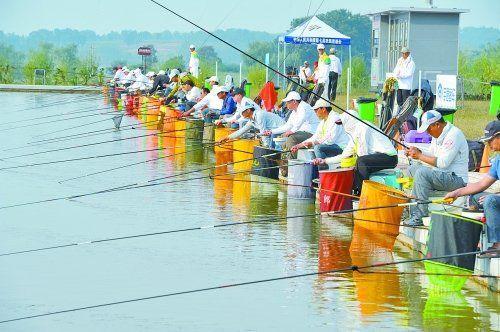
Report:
312,117,398,195
203,85,236,124
217,101,285,148
445,121,500,258
290,99,349,164
262,91,319,159
406,110,469,226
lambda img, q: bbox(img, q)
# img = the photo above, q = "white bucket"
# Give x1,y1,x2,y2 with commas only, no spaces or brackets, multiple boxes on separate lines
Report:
287,159,315,199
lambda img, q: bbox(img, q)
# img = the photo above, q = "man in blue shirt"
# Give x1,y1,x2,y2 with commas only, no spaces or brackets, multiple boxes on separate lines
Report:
446,121,500,258
203,85,236,123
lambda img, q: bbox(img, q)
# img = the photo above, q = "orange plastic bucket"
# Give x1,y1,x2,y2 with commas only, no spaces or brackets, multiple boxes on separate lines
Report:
354,180,408,235
232,139,260,172
318,168,354,212
214,127,235,152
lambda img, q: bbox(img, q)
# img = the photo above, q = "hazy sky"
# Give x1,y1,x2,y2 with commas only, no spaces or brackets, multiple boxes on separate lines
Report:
1,0,499,35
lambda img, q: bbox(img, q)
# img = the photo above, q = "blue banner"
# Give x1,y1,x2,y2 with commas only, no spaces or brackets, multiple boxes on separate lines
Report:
283,36,350,46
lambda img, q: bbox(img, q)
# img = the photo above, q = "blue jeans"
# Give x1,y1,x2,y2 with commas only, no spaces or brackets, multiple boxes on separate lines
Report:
409,164,466,220
470,193,500,243
313,144,342,159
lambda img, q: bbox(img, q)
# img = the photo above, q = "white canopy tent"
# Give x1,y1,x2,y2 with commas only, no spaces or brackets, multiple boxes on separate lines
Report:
278,16,352,108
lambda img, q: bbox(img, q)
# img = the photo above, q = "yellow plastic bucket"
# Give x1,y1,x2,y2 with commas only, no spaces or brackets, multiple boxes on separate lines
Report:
354,180,408,235
214,127,235,152
232,139,260,172
175,119,187,139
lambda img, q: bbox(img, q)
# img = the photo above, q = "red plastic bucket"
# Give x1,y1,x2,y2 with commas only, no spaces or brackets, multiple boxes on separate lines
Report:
318,168,354,212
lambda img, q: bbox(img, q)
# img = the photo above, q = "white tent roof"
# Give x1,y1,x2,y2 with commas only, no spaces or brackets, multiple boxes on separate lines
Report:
281,16,351,46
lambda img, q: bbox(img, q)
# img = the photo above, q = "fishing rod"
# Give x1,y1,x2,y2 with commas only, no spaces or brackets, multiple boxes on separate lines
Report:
6,94,104,114
0,125,169,160
57,140,213,183
56,136,261,183
0,104,111,126
0,145,182,171
59,136,262,183
1,248,496,324
356,270,499,279
0,107,116,133
32,114,124,138
0,202,430,259
0,150,285,210
148,0,409,150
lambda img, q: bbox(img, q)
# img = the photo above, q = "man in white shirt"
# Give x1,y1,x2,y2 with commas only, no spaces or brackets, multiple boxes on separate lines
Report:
181,79,201,109
316,44,331,100
214,87,258,128
129,68,149,91
299,61,312,84
218,101,285,147
113,67,125,84
312,117,398,195
120,67,133,86
393,46,415,107
181,76,222,118
263,91,320,158
328,48,342,101
188,44,200,78
406,110,469,226
291,99,349,160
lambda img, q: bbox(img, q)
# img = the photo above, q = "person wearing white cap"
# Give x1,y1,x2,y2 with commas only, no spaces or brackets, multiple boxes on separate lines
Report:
263,91,319,158
113,67,125,84
299,61,312,84
165,69,199,103
181,78,222,118
312,114,398,195
218,101,285,147
120,67,133,86
405,110,468,226
316,43,331,99
328,47,342,101
292,99,349,160
188,44,199,78
393,46,415,107
128,68,150,91
214,87,259,128
202,85,236,123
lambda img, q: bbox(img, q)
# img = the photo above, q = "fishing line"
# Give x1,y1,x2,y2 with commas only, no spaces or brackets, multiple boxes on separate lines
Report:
1,249,495,324
0,108,115,133
148,0,408,149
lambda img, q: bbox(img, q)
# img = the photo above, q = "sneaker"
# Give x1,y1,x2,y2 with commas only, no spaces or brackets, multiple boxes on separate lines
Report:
403,217,424,227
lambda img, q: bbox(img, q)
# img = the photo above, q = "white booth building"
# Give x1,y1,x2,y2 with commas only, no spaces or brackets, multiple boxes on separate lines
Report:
368,7,469,89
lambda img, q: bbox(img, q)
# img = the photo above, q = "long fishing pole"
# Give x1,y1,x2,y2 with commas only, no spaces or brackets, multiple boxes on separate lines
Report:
0,150,284,209
1,248,496,324
0,108,115,133
148,0,408,149
0,104,110,126
0,203,430,259
6,94,104,114
56,136,253,183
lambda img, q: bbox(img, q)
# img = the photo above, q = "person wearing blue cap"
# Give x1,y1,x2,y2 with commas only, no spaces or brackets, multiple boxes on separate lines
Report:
405,110,469,226
445,121,500,258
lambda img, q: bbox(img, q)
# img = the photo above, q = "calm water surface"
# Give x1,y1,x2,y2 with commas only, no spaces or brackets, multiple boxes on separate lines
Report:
0,92,498,331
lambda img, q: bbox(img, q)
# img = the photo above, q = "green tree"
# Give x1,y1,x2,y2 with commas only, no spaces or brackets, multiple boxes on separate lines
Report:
23,43,55,84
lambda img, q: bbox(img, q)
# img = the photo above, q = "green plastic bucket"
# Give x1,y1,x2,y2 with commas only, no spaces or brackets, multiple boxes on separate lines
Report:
369,169,401,190
435,108,456,124
357,97,377,123
489,81,500,117
244,82,252,98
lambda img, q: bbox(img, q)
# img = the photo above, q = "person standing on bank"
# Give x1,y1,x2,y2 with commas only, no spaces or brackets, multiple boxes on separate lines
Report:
393,46,415,108
316,43,331,100
188,44,200,78
328,48,342,102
